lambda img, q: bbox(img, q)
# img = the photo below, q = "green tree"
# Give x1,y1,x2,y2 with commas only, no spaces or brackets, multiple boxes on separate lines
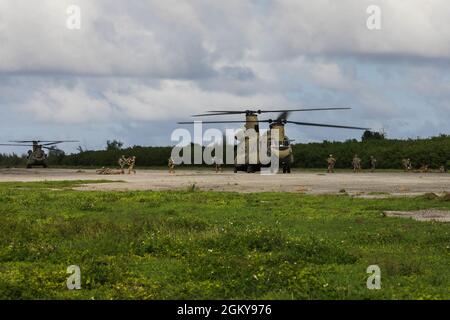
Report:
362,130,385,142
106,140,124,151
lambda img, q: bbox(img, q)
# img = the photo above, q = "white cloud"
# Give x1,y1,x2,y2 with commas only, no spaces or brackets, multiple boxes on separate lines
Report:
21,85,113,123
3,0,450,77
105,80,291,120
0,0,449,147
264,0,450,60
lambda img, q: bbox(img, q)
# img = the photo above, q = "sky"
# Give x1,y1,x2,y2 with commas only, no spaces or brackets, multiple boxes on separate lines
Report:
0,0,449,154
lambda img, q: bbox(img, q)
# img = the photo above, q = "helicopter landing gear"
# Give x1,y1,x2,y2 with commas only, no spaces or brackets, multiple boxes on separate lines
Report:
282,163,291,174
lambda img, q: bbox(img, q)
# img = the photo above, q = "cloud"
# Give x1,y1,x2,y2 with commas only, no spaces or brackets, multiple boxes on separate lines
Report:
21,85,113,123
0,0,449,151
3,0,450,78
264,0,450,61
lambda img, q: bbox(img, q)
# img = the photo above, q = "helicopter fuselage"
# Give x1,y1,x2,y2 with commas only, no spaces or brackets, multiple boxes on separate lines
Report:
26,144,48,168
233,115,294,173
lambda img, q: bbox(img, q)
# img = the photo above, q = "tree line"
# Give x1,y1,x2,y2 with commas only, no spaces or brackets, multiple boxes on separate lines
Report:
291,135,450,169
0,134,449,169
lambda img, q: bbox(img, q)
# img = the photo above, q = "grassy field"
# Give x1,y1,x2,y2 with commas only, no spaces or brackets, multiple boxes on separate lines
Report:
0,181,448,300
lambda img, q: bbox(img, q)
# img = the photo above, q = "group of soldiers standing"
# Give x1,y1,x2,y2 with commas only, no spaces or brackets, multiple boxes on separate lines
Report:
326,154,377,173
118,155,136,174
96,154,445,174
98,155,136,175
326,154,447,173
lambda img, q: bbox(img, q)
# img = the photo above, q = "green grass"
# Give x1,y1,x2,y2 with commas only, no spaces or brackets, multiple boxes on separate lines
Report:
0,181,448,300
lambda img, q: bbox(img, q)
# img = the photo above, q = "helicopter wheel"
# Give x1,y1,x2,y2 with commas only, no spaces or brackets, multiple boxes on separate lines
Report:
285,164,291,173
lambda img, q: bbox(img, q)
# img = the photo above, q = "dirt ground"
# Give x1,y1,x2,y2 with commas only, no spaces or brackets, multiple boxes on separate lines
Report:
383,210,450,222
0,168,449,196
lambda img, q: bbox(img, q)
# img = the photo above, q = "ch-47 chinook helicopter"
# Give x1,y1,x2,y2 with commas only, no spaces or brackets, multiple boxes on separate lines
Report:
0,140,78,168
179,108,369,173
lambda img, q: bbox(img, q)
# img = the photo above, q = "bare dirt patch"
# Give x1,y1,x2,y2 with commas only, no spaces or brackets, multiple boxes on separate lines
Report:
383,210,450,222
0,168,449,195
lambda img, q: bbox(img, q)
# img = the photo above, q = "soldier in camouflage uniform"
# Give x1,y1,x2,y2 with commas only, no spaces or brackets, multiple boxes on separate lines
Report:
370,156,377,172
213,156,222,173
352,154,362,173
402,159,407,171
127,156,136,174
96,167,122,175
96,167,108,174
402,158,411,172
168,157,175,174
327,154,336,173
118,155,127,174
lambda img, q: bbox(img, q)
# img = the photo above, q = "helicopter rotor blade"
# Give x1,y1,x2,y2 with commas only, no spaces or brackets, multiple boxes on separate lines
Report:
178,121,260,124
0,143,35,147
42,146,63,151
178,119,369,130
286,121,370,130
42,141,78,145
192,112,245,117
42,141,64,146
259,107,351,113
192,107,351,117
9,140,78,144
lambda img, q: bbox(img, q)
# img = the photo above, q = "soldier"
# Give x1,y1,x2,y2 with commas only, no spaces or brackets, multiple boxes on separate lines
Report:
118,155,127,174
127,156,136,174
327,154,336,173
370,156,377,172
96,167,121,175
168,157,175,174
407,158,412,172
96,167,107,175
213,156,222,173
352,154,362,173
402,158,411,172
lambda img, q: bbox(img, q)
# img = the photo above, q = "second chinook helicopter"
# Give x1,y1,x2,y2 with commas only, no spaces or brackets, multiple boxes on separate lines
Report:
0,140,78,168
179,108,369,173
